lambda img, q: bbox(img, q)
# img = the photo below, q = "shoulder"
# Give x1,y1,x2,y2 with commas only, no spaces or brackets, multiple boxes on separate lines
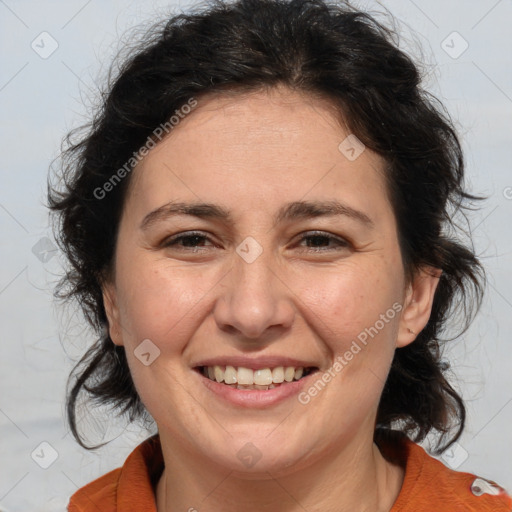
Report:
378,430,512,512
409,445,511,512
67,467,121,512
67,435,164,512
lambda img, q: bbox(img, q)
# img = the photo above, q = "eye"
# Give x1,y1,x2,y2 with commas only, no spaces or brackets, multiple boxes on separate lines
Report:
162,231,215,250
160,230,351,254
295,231,351,252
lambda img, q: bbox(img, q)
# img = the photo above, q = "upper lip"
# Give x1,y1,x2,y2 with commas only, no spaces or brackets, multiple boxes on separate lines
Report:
192,356,319,371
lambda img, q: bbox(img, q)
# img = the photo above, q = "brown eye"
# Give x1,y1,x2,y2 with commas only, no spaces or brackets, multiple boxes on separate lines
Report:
162,232,215,249
297,232,350,251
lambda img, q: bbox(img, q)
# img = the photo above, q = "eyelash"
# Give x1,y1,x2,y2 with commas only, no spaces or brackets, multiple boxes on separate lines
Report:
162,231,350,252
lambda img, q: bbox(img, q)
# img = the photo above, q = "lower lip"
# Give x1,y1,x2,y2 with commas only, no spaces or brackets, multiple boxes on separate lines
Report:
196,370,316,408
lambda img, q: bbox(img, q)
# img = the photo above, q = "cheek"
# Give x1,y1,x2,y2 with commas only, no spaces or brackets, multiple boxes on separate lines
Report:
293,262,403,356
114,255,213,348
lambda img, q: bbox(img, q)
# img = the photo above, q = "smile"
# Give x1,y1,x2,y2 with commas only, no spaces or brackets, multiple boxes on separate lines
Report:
196,365,318,390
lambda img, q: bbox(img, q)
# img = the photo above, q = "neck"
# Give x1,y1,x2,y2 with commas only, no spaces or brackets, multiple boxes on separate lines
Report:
156,429,404,512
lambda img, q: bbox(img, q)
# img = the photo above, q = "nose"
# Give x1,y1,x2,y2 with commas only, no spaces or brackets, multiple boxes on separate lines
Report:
213,248,295,341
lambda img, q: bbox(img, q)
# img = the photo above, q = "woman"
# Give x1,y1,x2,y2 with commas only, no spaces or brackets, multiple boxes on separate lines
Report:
48,0,511,510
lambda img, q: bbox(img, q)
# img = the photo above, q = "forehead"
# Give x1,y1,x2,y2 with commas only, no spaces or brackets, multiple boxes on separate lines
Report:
124,87,391,223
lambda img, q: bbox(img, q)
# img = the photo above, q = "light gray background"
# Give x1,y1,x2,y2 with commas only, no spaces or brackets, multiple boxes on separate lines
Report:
0,0,511,510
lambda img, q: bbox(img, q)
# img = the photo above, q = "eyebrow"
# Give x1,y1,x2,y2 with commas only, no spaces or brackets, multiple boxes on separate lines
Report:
139,199,374,231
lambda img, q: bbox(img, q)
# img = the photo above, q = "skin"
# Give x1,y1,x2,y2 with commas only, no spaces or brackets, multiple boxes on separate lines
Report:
102,85,441,512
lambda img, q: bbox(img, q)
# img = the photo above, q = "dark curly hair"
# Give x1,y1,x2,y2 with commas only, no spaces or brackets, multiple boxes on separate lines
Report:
48,0,484,452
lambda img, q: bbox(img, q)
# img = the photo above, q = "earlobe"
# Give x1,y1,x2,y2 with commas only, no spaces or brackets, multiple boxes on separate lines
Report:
396,266,442,348
102,282,124,346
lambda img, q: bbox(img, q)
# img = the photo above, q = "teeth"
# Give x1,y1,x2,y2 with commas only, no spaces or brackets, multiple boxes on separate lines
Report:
284,367,295,382
203,365,308,386
272,367,285,383
235,383,279,390
214,366,224,383
237,367,254,385
254,368,273,385
224,365,237,384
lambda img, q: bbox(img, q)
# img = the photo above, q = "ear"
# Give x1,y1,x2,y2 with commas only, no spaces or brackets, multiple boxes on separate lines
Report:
396,266,442,348
102,280,124,347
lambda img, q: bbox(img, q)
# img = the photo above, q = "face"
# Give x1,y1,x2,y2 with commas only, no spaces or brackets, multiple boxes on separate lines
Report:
103,86,439,476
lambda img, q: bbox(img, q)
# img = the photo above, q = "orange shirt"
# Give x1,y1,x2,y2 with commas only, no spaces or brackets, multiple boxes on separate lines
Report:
68,434,511,511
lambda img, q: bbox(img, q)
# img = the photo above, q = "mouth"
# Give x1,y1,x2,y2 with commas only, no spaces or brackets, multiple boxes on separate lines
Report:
194,365,319,391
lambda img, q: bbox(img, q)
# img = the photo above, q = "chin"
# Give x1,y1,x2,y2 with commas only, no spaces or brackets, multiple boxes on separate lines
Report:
203,434,316,477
